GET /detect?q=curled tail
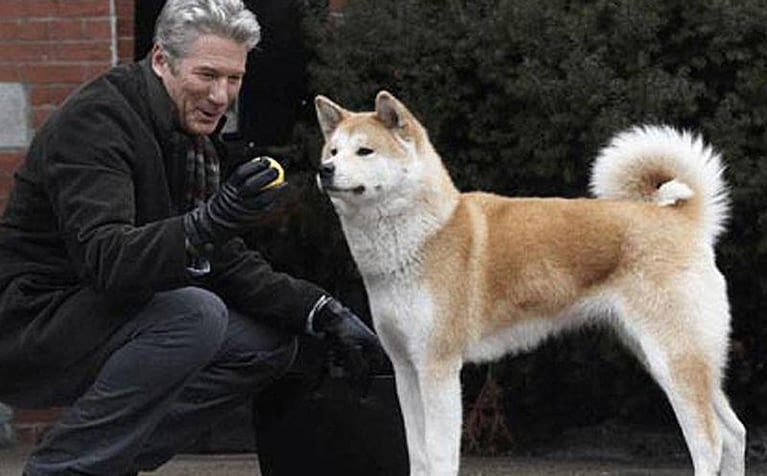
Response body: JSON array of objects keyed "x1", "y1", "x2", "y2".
[{"x1": 590, "y1": 125, "x2": 729, "y2": 245}]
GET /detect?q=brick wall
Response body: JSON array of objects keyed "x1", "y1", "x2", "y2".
[
  {"x1": 0, "y1": 0, "x2": 134, "y2": 213},
  {"x1": 0, "y1": 0, "x2": 135, "y2": 444}
]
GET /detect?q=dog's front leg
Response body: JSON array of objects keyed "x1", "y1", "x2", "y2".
[
  {"x1": 420, "y1": 360, "x2": 463, "y2": 476},
  {"x1": 392, "y1": 358, "x2": 429, "y2": 476}
]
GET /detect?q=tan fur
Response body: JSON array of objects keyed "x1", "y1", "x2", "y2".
[
  {"x1": 314, "y1": 91, "x2": 745, "y2": 476},
  {"x1": 424, "y1": 195, "x2": 696, "y2": 356}
]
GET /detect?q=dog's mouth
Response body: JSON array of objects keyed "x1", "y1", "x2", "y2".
[{"x1": 323, "y1": 184, "x2": 366, "y2": 195}]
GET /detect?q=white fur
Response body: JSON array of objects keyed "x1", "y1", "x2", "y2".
[
  {"x1": 315, "y1": 93, "x2": 745, "y2": 476},
  {"x1": 591, "y1": 125, "x2": 729, "y2": 245}
]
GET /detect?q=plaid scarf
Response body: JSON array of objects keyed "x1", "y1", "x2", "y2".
[
  {"x1": 185, "y1": 135, "x2": 220, "y2": 210},
  {"x1": 184, "y1": 136, "x2": 220, "y2": 273}
]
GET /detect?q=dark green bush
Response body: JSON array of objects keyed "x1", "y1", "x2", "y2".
[{"x1": 262, "y1": 0, "x2": 767, "y2": 453}]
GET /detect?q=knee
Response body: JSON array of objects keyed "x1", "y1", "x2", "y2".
[
  {"x1": 146, "y1": 287, "x2": 229, "y2": 361},
  {"x1": 221, "y1": 334, "x2": 299, "y2": 393},
  {"x1": 268, "y1": 337, "x2": 299, "y2": 378},
  {"x1": 255, "y1": 336, "x2": 299, "y2": 388},
  {"x1": 248, "y1": 334, "x2": 299, "y2": 381}
]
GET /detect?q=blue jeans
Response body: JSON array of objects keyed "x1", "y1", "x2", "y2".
[{"x1": 12, "y1": 286, "x2": 297, "y2": 476}]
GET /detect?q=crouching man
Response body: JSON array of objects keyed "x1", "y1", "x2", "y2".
[{"x1": 0, "y1": 1, "x2": 380, "y2": 474}]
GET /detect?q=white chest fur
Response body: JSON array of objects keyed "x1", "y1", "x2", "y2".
[{"x1": 336, "y1": 208, "x2": 441, "y2": 359}]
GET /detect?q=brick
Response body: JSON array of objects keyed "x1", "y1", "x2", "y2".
[
  {"x1": 118, "y1": 37, "x2": 135, "y2": 63},
  {"x1": 0, "y1": 0, "x2": 108, "y2": 19},
  {"x1": 15, "y1": 19, "x2": 50, "y2": 41},
  {"x1": 82, "y1": 62, "x2": 111, "y2": 80},
  {"x1": 23, "y1": 63, "x2": 91, "y2": 83},
  {"x1": 0, "y1": 42, "x2": 52, "y2": 62},
  {"x1": 50, "y1": 41, "x2": 113, "y2": 62},
  {"x1": 84, "y1": 18, "x2": 112, "y2": 39},
  {"x1": 0, "y1": 65, "x2": 23, "y2": 82},
  {"x1": 116, "y1": 15, "x2": 133, "y2": 38},
  {"x1": 13, "y1": 407, "x2": 63, "y2": 423},
  {"x1": 29, "y1": 84, "x2": 76, "y2": 107},
  {"x1": 0, "y1": 20, "x2": 22, "y2": 40},
  {"x1": 10, "y1": 0, "x2": 108, "y2": 19},
  {"x1": 32, "y1": 105, "x2": 56, "y2": 129},
  {"x1": 51, "y1": 0, "x2": 112, "y2": 18},
  {"x1": 12, "y1": 407, "x2": 63, "y2": 445},
  {"x1": 0, "y1": 175, "x2": 13, "y2": 198},
  {"x1": 47, "y1": 19, "x2": 86, "y2": 41},
  {"x1": 115, "y1": 0, "x2": 135, "y2": 18},
  {"x1": 0, "y1": 149, "x2": 26, "y2": 175},
  {"x1": 0, "y1": 1, "x2": 30, "y2": 19}
]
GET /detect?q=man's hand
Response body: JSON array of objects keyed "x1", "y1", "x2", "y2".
[
  {"x1": 312, "y1": 297, "x2": 383, "y2": 390},
  {"x1": 184, "y1": 157, "x2": 285, "y2": 248}
]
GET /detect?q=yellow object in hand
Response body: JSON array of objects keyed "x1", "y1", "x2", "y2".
[{"x1": 258, "y1": 157, "x2": 285, "y2": 190}]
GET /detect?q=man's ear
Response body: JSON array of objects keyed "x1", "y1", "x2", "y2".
[
  {"x1": 374, "y1": 91, "x2": 412, "y2": 132},
  {"x1": 315, "y1": 95, "x2": 348, "y2": 140},
  {"x1": 150, "y1": 44, "x2": 168, "y2": 77}
]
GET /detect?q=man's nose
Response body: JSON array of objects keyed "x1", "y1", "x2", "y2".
[{"x1": 208, "y1": 78, "x2": 229, "y2": 105}]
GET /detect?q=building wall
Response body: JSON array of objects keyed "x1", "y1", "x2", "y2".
[
  {"x1": 0, "y1": 0, "x2": 134, "y2": 213},
  {"x1": 0, "y1": 0, "x2": 135, "y2": 443}
]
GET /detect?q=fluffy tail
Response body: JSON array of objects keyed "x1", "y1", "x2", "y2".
[{"x1": 590, "y1": 125, "x2": 729, "y2": 245}]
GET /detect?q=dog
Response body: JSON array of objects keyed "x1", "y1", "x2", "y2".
[{"x1": 314, "y1": 90, "x2": 746, "y2": 476}]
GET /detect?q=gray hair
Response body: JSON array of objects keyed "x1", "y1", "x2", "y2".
[{"x1": 154, "y1": 0, "x2": 261, "y2": 68}]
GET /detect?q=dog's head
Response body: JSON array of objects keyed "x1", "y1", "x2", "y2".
[{"x1": 314, "y1": 91, "x2": 437, "y2": 214}]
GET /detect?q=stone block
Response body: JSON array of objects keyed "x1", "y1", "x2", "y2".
[{"x1": 0, "y1": 82, "x2": 29, "y2": 148}]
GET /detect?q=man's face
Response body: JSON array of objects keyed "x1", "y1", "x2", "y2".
[{"x1": 152, "y1": 34, "x2": 247, "y2": 135}]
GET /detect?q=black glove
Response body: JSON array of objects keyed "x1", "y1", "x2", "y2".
[
  {"x1": 312, "y1": 297, "x2": 383, "y2": 390},
  {"x1": 184, "y1": 157, "x2": 284, "y2": 248}
]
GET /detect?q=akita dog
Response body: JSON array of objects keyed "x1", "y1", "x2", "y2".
[{"x1": 314, "y1": 91, "x2": 745, "y2": 476}]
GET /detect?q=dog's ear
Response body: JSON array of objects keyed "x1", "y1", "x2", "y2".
[
  {"x1": 315, "y1": 95, "x2": 347, "y2": 140},
  {"x1": 375, "y1": 91, "x2": 413, "y2": 137}
]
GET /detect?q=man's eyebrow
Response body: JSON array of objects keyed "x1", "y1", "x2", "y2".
[{"x1": 193, "y1": 65, "x2": 245, "y2": 76}]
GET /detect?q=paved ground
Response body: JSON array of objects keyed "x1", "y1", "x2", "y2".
[{"x1": 3, "y1": 445, "x2": 767, "y2": 475}]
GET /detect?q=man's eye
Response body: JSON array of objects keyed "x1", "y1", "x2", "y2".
[{"x1": 356, "y1": 147, "x2": 374, "y2": 156}]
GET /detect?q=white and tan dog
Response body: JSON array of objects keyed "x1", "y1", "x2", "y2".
[{"x1": 314, "y1": 91, "x2": 745, "y2": 476}]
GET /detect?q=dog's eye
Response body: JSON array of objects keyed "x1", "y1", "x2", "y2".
[
  {"x1": 356, "y1": 147, "x2": 374, "y2": 156},
  {"x1": 330, "y1": 148, "x2": 338, "y2": 156}
]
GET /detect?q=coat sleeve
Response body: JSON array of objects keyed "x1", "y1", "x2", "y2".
[
  {"x1": 202, "y1": 238, "x2": 327, "y2": 334},
  {"x1": 43, "y1": 93, "x2": 191, "y2": 296}
]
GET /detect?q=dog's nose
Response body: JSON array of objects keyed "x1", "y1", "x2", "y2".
[{"x1": 319, "y1": 162, "x2": 335, "y2": 180}]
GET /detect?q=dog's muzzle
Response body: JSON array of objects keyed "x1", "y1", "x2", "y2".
[
  {"x1": 318, "y1": 162, "x2": 335, "y2": 186},
  {"x1": 317, "y1": 162, "x2": 366, "y2": 195}
]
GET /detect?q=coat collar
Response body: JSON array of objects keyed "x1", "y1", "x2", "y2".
[{"x1": 139, "y1": 57, "x2": 183, "y2": 138}]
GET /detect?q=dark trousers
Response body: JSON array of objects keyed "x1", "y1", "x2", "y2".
[{"x1": 8, "y1": 286, "x2": 297, "y2": 476}]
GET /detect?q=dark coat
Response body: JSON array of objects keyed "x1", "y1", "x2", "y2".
[{"x1": 0, "y1": 59, "x2": 325, "y2": 393}]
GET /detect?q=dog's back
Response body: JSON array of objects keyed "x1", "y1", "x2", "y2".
[{"x1": 420, "y1": 126, "x2": 728, "y2": 362}]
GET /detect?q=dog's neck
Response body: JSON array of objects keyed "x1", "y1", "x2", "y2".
[{"x1": 338, "y1": 159, "x2": 459, "y2": 279}]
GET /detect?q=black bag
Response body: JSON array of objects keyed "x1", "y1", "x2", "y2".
[{"x1": 253, "y1": 369, "x2": 409, "y2": 476}]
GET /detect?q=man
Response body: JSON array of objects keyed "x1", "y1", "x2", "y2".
[{"x1": 0, "y1": 0, "x2": 380, "y2": 474}]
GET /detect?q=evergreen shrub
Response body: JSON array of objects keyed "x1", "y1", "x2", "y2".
[{"x1": 275, "y1": 0, "x2": 767, "y2": 453}]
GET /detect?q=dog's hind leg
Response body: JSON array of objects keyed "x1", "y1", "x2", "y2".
[
  {"x1": 391, "y1": 358, "x2": 429, "y2": 476},
  {"x1": 714, "y1": 384, "x2": 746, "y2": 475},
  {"x1": 630, "y1": 332, "x2": 722, "y2": 474},
  {"x1": 616, "y1": 310, "x2": 724, "y2": 475}
]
